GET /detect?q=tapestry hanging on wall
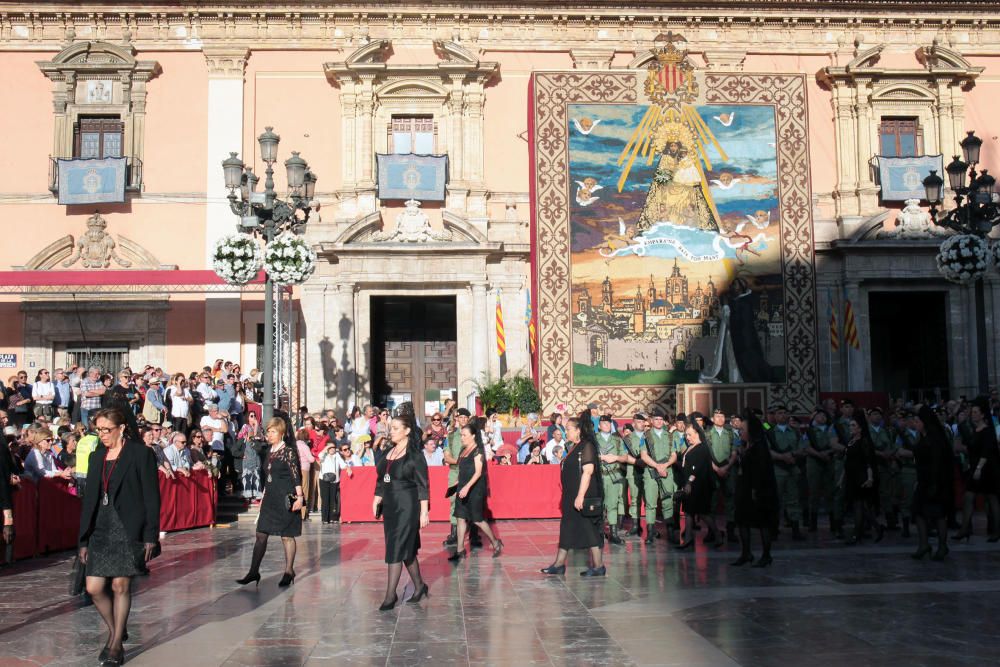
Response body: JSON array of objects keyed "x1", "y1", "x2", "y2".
[{"x1": 529, "y1": 33, "x2": 819, "y2": 415}]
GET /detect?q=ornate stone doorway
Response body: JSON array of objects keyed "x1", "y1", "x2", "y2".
[{"x1": 371, "y1": 295, "x2": 457, "y2": 423}]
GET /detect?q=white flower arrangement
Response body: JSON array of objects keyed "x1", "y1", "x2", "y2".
[
  {"x1": 263, "y1": 231, "x2": 316, "y2": 285},
  {"x1": 936, "y1": 234, "x2": 989, "y2": 285},
  {"x1": 212, "y1": 233, "x2": 263, "y2": 285}
]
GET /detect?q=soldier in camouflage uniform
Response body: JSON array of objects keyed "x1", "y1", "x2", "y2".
[
  {"x1": 805, "y1": 409, "x2": 840, "y2": 534},
  {"x1": 767, "y1": 406, "x2": 805, "y2": 540},
  {"x1": 640, "y1": 409, "x2": 677, "y2": 545},
  {"x1": 894, "y1": 411, "x2": 920, "y2": 538},
  {"x1": 622, "y1": 413, "x2": 648, "y2": 537},
  {"x1": 707, "y1": 409, "x2": 738, "y2": 543},
  {"x1": 596, "y1": 415, "x2": 633, "y2": 545},
  {"x1": 869, "y1": 407, "x2": 898, "y2": 528}
]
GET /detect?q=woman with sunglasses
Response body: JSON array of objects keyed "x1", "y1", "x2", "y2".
[
  {"x1": 78, "y1": 408, "x2": 160, "y2": 667},
  {"x1": 23, "y1": 428, "x2": 74, "y2": 483}
]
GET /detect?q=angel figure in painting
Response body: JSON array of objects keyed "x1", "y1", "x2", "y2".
[{"x1": 635, "y1": 122, "x2": 721, "y2": 234}]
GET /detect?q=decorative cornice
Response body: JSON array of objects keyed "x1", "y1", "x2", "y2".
[{"x1": 203, "y1": 46, "x2": 249, "y2": 78}]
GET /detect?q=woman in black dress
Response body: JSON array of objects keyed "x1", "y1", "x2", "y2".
[
  {"x1": 844, "y1": 413, "x2": 883, "y2": 545},
  {"x1": 78, "y1": 408, "x2": 160, "y2": 667},
  {"x1": 954, "y1": 397, "x2": 1000, "y2": 542},
  {"x1": 911, "y1": 405, "x2": 955, "y2": 560},
  {"x1": 732, "y1": 409, "x2": 779, "y2": 567},
  {"x1": 541, "y1": 411, "x2": 605, "y2": 577},
  {"x1": 676, "y1": 422, "x2": 721, "y2": 549},
  {"x1": 236, "y1": 417, "x2": 303, "y2": 588},
  {"x1": 448, "y1": 424, "x2": 503, "y2": 561},
  {"x1": 373, "y1": 413, "x2": 430, "y2": 610}
]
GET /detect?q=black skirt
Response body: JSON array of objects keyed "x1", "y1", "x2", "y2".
[
  {"x1": 86, "y1": 502, "x2": 143, "y2": 578},
  {"x1": 454, "y1": 452, "x2": 487, "y2": 523}
]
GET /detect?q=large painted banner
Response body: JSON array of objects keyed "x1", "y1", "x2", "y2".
[{"x1": 529, "y1": 34, "x2": 818, "y2": 415}]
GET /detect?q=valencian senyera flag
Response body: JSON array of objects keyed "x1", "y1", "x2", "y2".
[
  {"x1": 844, "y1": 297, "x2": 860, "y2": 350},
  {"x1": 496, "y1": 291, "x2": 508, "y2": 378},
  {"x1": 828, "y1": 290, "x2": 840, "y2": 353}
]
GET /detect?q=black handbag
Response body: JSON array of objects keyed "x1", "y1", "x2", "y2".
[
  {"x1": 578, "y1": 448, "x2": 603, "y2": 518},
  {"x1": 69, "y1": 553, "x2": 86, "y2": 596},
  {"x1": 284, "y1": 493, "x2": 299, "y2": 511}
]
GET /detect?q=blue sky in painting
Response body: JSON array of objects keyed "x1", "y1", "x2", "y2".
[{"x1": 567, "y1": 103, "x2": 778, "y2": 221}]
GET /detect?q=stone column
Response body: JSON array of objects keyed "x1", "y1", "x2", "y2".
[
  {"x1": 471, "y1": 281, "x2": 488, "y2": 384},
  {"x1": 203, "y1": 47, "x2": 249, "y2": 366}
]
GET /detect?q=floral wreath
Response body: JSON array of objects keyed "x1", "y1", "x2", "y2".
[
  {"x1": 212, "y1": 233, "x2": 263, "y2": 285},
  {"x1": 263, "y1": 231, "x2": 316, "y2": 285}
]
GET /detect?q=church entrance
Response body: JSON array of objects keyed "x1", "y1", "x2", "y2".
[
  {"x1": 371, "y1": 295, "x2": 458, "y2": 424},
  {"x1": 869, "y1": 291, "x2": 950, "y2": 401}
]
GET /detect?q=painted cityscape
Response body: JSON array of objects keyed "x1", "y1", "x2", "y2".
[{"x1": 568, "y1": 102, "x2": 786, "y2": 387}]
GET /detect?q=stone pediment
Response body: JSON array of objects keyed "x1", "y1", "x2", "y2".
[
  {"x1": 16, "y1": 212, "x2": 175, "y2": 271},
  {"x1": 334, "y1": 205, "x2": 488, "y2": 245}
]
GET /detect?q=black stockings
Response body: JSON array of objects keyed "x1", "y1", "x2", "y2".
[
  {"x1": 245, "y1": 532, "x2": 296, "y2": 577},
  {"x1": 382, "y1": 556, "x2": 423, "y2": 606},
  {"x1": 85, "y1": 576, "x2": 131, "y2": 653},
  {"x1": 738, "y1": 523, "x2": 772, "y2": 558},
  {"x1": 281, "y1": 536, "x2": 296, "y2": 575},
  {"x1": 247, "y1": 531, "x2": 268, "y2": 576}
]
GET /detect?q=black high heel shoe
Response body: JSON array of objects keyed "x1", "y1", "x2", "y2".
[
  {"x1": 731, "y1": 553, "x2": 755, "y2": 567},
  {"x1": 409, "y1": 583, "x2": 429, "y2": 603},
  {"x1": 447, "y1": 549, "x2": 466, "y2": 562},
  {"x1": 101, "y1": 647, "x2": 125, "y2": 666},
  {"x1": 675, "y1": 539, "x2": 694, "y2": 550},
  {"x1": 378, "y1": 595, "x2": 398, "y2": 611},
  {"x1": 278, "y1": 572, "x2": 295, "y2": 587},
  {"x1": 911, "y1": 546, "x2": 932, "y2": 560},
  {"x1": 988, "y1": 534, "x2": 1000, "y2": 543},
  {"x1": 752, "y1": 554, "x2": 773, "y2": 568},
  {"x1": 492, "y1": 540, "x2": 504, "y2": 558},
  {"x1": 931, "y1": 545, "x2": 950, "y2": 561},
  {"x1": 236, "y1": 573, "x2": 261, "y2": 587},
  {"x1": 540, "y1": 564, "x2": 566, "y2": 575},
  {"x1": 952, "y1": 528, "x2": 972, "y2": 542}
]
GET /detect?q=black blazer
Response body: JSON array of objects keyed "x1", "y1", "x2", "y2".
[
  {"x1": 78, "y1": 440, "x2": 160, "y2": 547},
  {"x1": 0, "y1": 435, "x2": 13, "y2": 512}
]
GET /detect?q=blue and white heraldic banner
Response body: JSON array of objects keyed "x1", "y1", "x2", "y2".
[
  {"x1": 877, "y1": 155, "x2": 944, "y2": 201},
  {"x1": 57, "y1": 157, "x2": 127, "y2": 205},
  {"x1": 376, "y1": 154, "x2": 448, "y2": 202}
]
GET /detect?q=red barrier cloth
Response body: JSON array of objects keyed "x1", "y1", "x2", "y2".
[
  {"x1": 36, "y1": 478, "x2": 82, "y2": 553},
  {"x1": 339, "y1": 465, "x2": 562, "y2": 523},
  {"x1": 159, "y1": 470, "x2": 217, "y2": 532},
  {"x1": 11, "y1": 478, "x2": 38, "y2": 560}
]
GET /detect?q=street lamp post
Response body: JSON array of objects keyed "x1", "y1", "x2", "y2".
[
  {"x1": 221, "y1": 127, "x2": 316, "y2": 423},
  {"x1": 923, "y1": 130, "x2": 999, "y2": 396}
]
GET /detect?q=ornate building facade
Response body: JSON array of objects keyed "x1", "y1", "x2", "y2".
[{"x1": 0, "y1": 2, "x2": 997, "y2": 416}]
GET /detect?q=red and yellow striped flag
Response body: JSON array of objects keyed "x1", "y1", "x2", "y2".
[
  {"x1": 496, "y1": 291, "x2": 508, "y2": 377},
  {"x1": 828, "y1": 290, "x2": 840, "y2": 353},
  {"x1": 844, "y1": 298, "x2": 860, "y2": 350},
  {"x1": 525, "y1": 287, "x2": 537, "y2": 356}
]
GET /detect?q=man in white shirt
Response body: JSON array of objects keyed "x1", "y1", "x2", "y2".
[
  {"x1": 31, "y1": 369, "x2": 55, "y2": 419},
  {"x1": 544, "y1": 428, "x2": 565, "y2": 463},
  {"x1": 195, "y1": 373, "x2": 217, "y2": 404},
  {"x1": 199, "y1": 404, "x2": 227, "y2": 453},
  {"x1": 423, "y1": 439, "x2": 444, "y2": 466},
  {"x1": 164, "y1": 432, "x2": 193, "y2": 476}
]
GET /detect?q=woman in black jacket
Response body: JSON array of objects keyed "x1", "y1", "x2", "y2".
[
  {"x1": 373, "y1": 412, "x2": 429, "y2": 610},
  {"x1": 844, "y1": 413, "x2": 882, "y2": 545},
  {"x1": 78, "y1": 408, "x2": 160, "y2": 667},
  {"x1": 911, "y1": 405, "x2": 955, "y2": 560},
  {"x1": 731, "y1": 409, "x2": 779, "y2": 567}
]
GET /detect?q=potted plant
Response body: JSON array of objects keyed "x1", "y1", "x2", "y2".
[
  {"x1": 474, "y1": 374, "x2": 511, "y2": 423},
  {"x1": 506, "y1": 374, "x2": 541, "y2": 419}
]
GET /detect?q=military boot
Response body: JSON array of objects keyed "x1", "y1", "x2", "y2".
[
  {"x1": 609, "y1": 526, "x2": 625, "y2": 546},
  {"x1": 443, "y1": 525, "x2": 457, "y2": 547}
]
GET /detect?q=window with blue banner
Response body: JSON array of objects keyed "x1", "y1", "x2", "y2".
[{"x1": 376, "y1": 154, "x2": 448, "y2": 202}]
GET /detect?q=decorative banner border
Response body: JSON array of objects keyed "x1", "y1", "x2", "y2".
[{"x1": 529, "y1": 71, "x2": 819, "y2": 416}]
